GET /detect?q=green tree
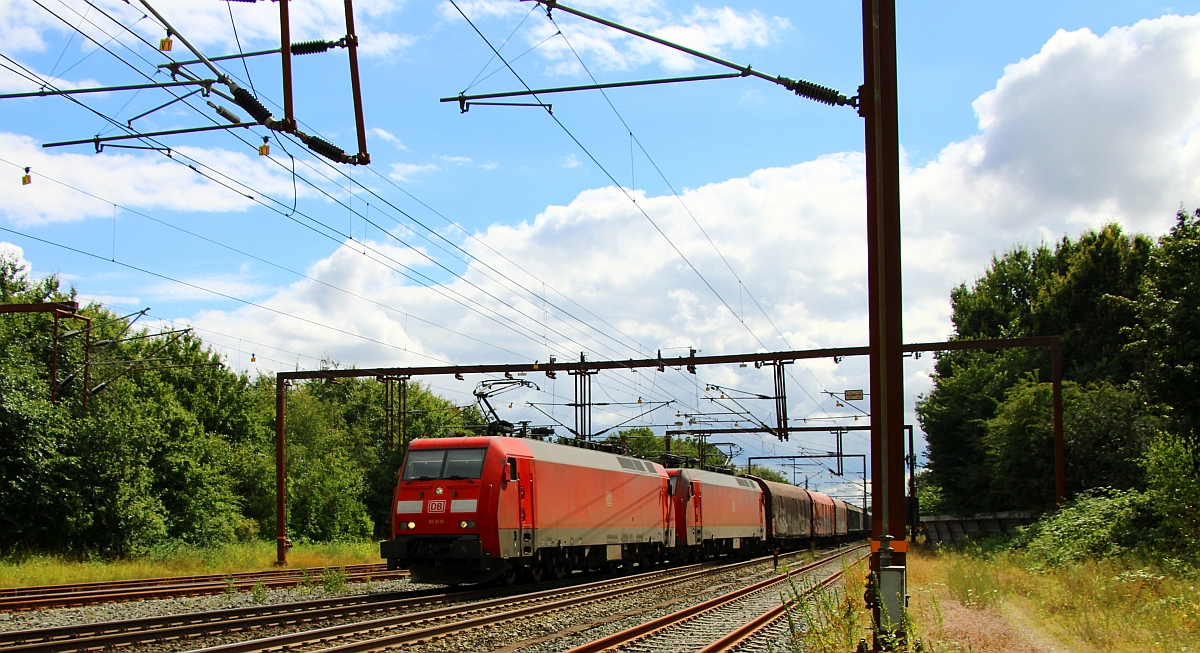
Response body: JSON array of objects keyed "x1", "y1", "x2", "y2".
[
  {"x1": 1133, "y1": 209, "x2": 1200, "y2": 455},
  {"x1": 983, "y1": 380, "x2": 1155, "y2": 512},
  {"x1": 913, "y1": 469, "x2": 945, "y2": 515},
  {"x1": 1142, "y1": 432, "x2": 1200, "y2": 551},
  {"x1": 0, "y1": 254, "x2": 259, "y2": 554},
  {"x1": 605, "y1": 427, "x2": 727, "y2": 467},
  {"x1": 918, "y1": 224, "x2": 1154, "y2": 513},
  {"x1": 746, "y1": 465, "x2": 790, "y2": 484}
]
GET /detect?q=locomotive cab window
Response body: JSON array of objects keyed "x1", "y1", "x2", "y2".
[
  {"x1": 402, "y1": 448, "x2": 486, "y2": 480},
  {"x1": 507, "y1": 457, "x2": 518, "y2": 482},
  {"x1": 668, "y1": 476, "x2": 678, "y2": 496}
]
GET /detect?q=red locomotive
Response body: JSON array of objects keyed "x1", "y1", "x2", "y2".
[{"x1": 381, "y1": 435, "x2": 866, "y2": 585}]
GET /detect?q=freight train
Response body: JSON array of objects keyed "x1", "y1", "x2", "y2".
[{"x1": 380, "y1": 435, "x2": 867, "y2": 585}]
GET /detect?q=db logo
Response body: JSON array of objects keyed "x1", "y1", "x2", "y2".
[{"x1": 427, "y1": 500, "x2": 446, "y2": 513}]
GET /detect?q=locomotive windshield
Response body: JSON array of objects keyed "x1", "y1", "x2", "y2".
[{"x1": 402, "y1": 448, "x2": 487, "y2": 481}]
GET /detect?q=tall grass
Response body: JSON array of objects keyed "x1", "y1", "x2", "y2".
[
  {"x1": 943, "y1": 547, "x2": 1004, "y2": 609},
  {"x1": 781, "y1": 555, "x2": 936, "y2": 653},
  {"x1": 1012, "y1": 555, "x2": 1199, "y2": 651},
  {"x1": 0, "y1": 541, "x2": 380, "y2": 588},
  {"x1": 906, "y1": 545, "x2": 1200, "y2": 652}
]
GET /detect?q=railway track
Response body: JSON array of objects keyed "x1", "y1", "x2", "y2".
[
  {"x1": 0, "y1": 556, "x2": 748, "y2": 653},
  {"x1": 565, "y1": 545, "x2": 868, "y2": 653},
  {"x1": 164, "y1": 548, "x2": 855, "y2": 653},
  {"x1": 0, "y1": 566, "x2": 407, "y2": 612}
]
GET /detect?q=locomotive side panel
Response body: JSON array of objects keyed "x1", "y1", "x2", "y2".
[
  {"x1": 674, "y1": 469, "x2": 765, "y2": 546},
  {"x1": 523, "y1": 439, "x2": 670, "y2": 551}
]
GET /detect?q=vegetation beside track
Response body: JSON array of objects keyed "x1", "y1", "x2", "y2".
[
  {"x1": 0, "y1": 253, "x2": 488, "y2": 558},
  {"x1": 0, "y1": 541, "x2": 380, "y2": 588},
  {"x1": 918, "y1": 208, "x2": 1200, "y2": 565},
  {"x1": 901, "y1": 542, "x2": 1199, "y2": 653},
  {"x1": 781, "y1": 540, "x2": 1199, "y2": 652}
]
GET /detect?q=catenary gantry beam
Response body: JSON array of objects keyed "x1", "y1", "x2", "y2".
[{"x1": 272, "y1": 337, "x2": 1062, "y2": 565}]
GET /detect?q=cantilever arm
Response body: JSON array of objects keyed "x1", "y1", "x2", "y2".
[
  {"x1": 0, "y1": 79, "x2": 216, "y2": 100},
  {"x1": 441, "y1": 72, "x2": 743, "y2": 105}
]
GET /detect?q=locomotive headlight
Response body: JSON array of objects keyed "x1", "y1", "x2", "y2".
[
  {"x1": 459, "y1": 520, "x2": 475, "y2": 529},
  {"x1": 406, "y1": 521, "x2": 417, "y2": 530},
  {"x1": 435, "y1": 487, "x2": 444, "y2": 495}
]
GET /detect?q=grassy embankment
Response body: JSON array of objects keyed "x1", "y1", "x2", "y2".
[
  {"x1": 906, "y1": 546, "x2": 1199, "y2": 652},
  {"x1": 782, "y1": 546, "x2": 1199, "y2": 652},
  {"x1": 0, "y1": 541, "x2": 380, "y2": 588}
]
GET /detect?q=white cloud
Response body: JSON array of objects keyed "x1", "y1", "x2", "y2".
[
  {"x1": 562, "y1": 153, "x2": 581, "y2": 168},
  {"x1": 535, "y1": 5, "x2": 787, "y2": 73},
  {"x1": 77, "y1": 293, "x2": 142, "y2": 307},
  {"x1": 369, "y1": 127, "x2": 408, "y2": 150},
  {"x1": 388, "y1": 162, "x2": 439, "y2": 181},
  {"x1": 8, "y1": 13, "x2": 1200, "y2": 440},
  {"x1": 358, "y1": 30, "x2": 417, "y2": 58},
  {"x1": 902, "y1": 14, "x2": 1200, "y2": 280},
  {"x1": 438, "y1": 0, "x2": 524, "y2": 22},
  {"x1": 444, "y1": 0, "x2": 787, "y2": 73},
  {"x1": 0, "y1": 0, "x2": 55, "y2": 52},
  {"x1": 144, "y1": 273, "x2": 272, "y2": 302},
  {"x1": 0, "y1": 133, "x2": 321, "y2": 225},
  {"x1": 179, "y1": 13, "x2": 1200, "y2": 432},
  {"x1": 438, "y1": 155, "x2": 472, "y2": 164},
  {"x1": 0, "y1": 0, "x2": 413, "y2": 59},
  {"x1": 0, "y1": 58, "x2": 100, "y2": 94},
  {"x1": 0, "y1": 241, "x2": 30, "y2": 271}
]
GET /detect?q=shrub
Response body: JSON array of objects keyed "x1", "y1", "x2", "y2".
[
  {"x1": 322, "y1": 566, "x2": 347, "y2": 594},
  {"x1": 1012, "y1": 488, "x2": 1149, "y2": 567},
  {"x1": 1141, "y1": 432, "x2": 1200, "y2": 554}
]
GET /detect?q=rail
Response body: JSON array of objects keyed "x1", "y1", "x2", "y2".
[{"x1": 564, "y1": 544, "x2": 867, "y2": 653}]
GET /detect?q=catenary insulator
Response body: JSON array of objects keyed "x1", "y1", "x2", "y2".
[
  {"x1": 208, "y1": 101, "x2": 243, "y2": 124},
  {"x1": 300, "y1": 133, "x2": 351, "y2": 164},
  {"x1": 291, "y1": 39, "x2": 337, "y2": 56},
  {"x1": 232, "y1": 87, "x2": 273, "y2": 125},
  {"x1": 785, "y1": 78, "x2": 849, "y2": 106}
]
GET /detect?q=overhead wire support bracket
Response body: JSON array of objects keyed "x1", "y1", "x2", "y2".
[
  {"x1": 93, "y1": 144, "x2": 174, "y2": 154},
  {"x1": 127, "y1": 88, "x2": 205, "y2": 126},
  {"x1": 0, "y1": 79, "x2": 217, "y2": 100},
  {"x1": 133, "y1": 0, "x2": 370, "y2": 165},
  {"x1": 442, "y1": 72, "x2": 744, "y2": 111},
  {"x1": 275, "y1": 0, "x2": 371, "y2": 164},
  {"x1": 459, "y1": 100, "x2": 552, "y2": 113},
  {"x1": 42, "y1": 123, "x2": 252, "y2": 150},
  {"x1": 159, "y1": 47, "x2": 281, "y2": 71},
  {"x1": 157, "y1": 41, "x2": 349, "y2": 78},
  {"x1": 521, "y1": 0, "x2": 857, "y2": 108}
]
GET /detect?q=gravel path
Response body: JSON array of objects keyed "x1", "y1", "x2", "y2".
[{"x1": 0, "y1": 578, "x2": 440, "y2": 635}]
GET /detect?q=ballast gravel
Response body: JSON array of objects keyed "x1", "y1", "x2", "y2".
[
  {"x1": 0, "y1": 577, "x2": 442, "y2": 635},
  {"x1": 394, "y1": 550, "x2": 848, "y2": 653}
]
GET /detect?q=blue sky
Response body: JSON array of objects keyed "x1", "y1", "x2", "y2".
[{"x1": 3, "y1": 0, "x2": 1199, "y2": 493}]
